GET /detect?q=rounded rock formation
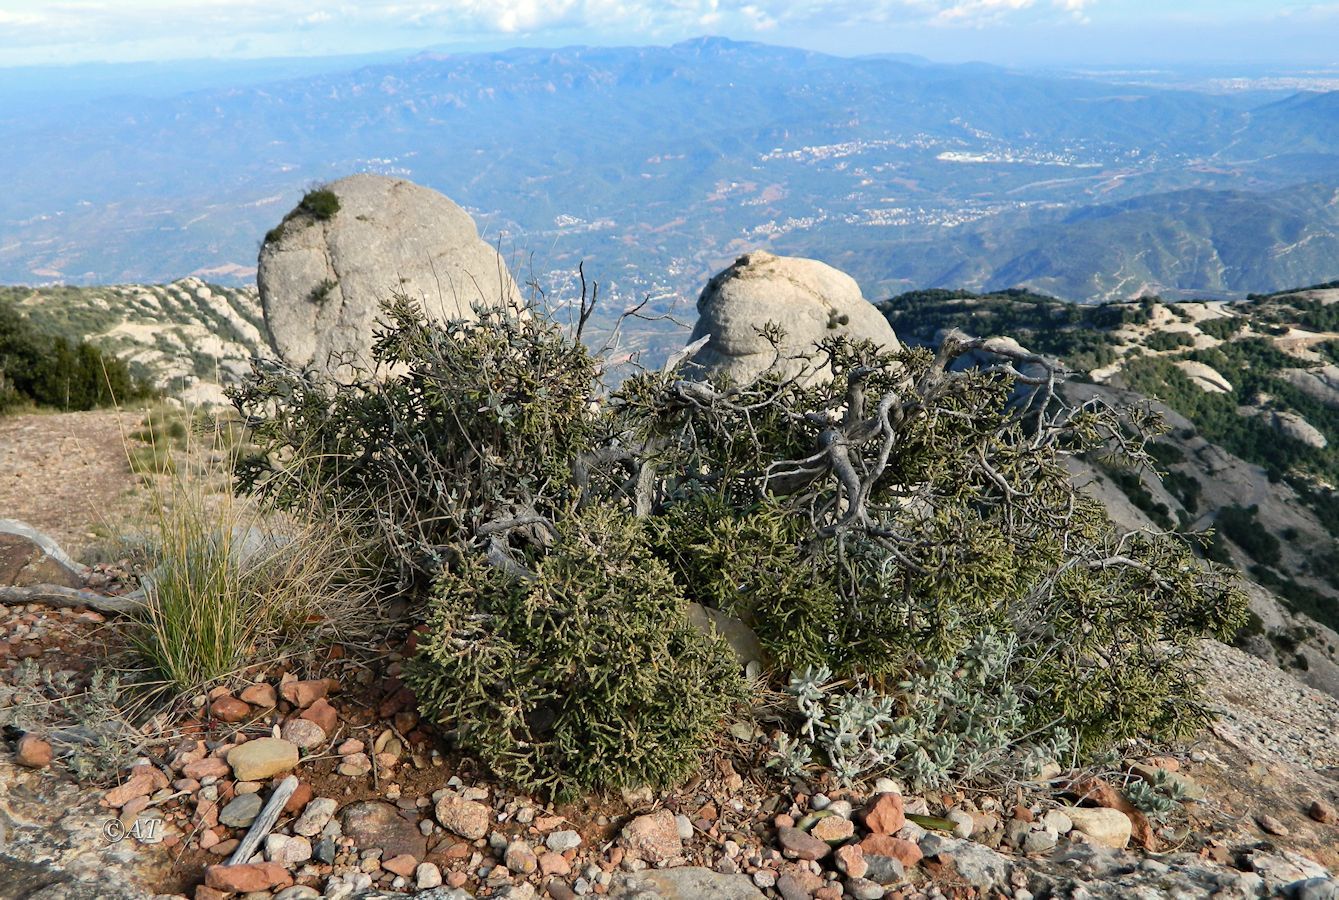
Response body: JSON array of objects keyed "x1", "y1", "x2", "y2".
[
  {"x1": 686, "y1": 251, "x2": 898, "y2": 384},
  {"x1": 258, "y1": 174, "x2": 522, "y2": 372}
]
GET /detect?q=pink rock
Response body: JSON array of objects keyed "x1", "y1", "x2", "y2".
[
  {"x1": 204, "y1": 862, "x2": 293, "y2": 892},
  {"x1": 15, "y1": 734, "x2": 52, "y2": 768},
  {"x1": 280, "y1": 679, "x2": 328, "y2": 709},
  {"x1": 863, "y1": 792, "x2": 906, "y2": 835},
  {"x1": 239, "y1": 682, "x2": 277, "y2": 708},
  {"x1": 620, "y1": 809, "x2": 683, "y2": 864},
  {"x1": 383, "y1": 853, "x2": 418, "y2": 877}
]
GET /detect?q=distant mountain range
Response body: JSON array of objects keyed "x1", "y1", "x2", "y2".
[{"x1": 1, "y1": 37, "x2": 1336, "y2": 306}]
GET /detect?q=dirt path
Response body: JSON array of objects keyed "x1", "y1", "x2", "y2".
[{"x1": 0, "y1": 409, "x2": 148, "y2": 557}]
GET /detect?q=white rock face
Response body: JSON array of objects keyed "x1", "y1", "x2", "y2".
[
  {"x1": 258, "y1": 174, "x2": 522, "y2": 372},
  {"x1": 1175, "y1": 360, "x2": 1234, "y2": 394},
  {"x1": 686, "y1": 251, "x2": 898, "y2": 384},
  {"x1": 1266, "y1": 410, "x2": 1328, "y2": 449}
]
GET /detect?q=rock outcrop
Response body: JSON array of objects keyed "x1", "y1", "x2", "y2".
[
  {"x1": 258, "y1": 174, "x2": 522, "y2": 373},
  {"x1": 686, "y1": 251, "x2": 898, "y2": 384}
]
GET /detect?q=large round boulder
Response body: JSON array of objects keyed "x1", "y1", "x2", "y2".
[
  {"x1": 686, "y1": 251, "x2": 898, "y2": 384},
  {"x1": 258, "y1": 174, "x2": 522, "y2": 372}
]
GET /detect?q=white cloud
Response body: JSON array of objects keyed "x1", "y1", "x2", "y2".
[{"x1": 0, "y1": 0, "x2": 1106, "y2": 61}]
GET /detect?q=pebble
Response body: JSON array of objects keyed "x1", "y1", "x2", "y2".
[
  {"x1": 280, "y1": 718, "x2": 328, "y2": 750},
  {"x1": 620, "y1": 810, "x2": 683, "y2": 864},
  {"x1": 416, "y1": 862, "x2": 443, "y2": 889},
  {"x1": 546, "y1": 830, "x2": 583, "y2": 853},
  {"x1": 1309, "y1": 800, "x2": 1338, "y2": 825},
  {"x1": 1023, "y1": 829, "x2": 1058, "y2": 854},
  {"x1": 1258, "y1": 813, "x2": 1290, "y2": 836},
  {"x1": 946, "y1": 808, "x2": 975, "y2": 839},
  {"x1": 218, "y1": 792, "x2": 264, "y2": 828},
  {"x1": 436, "y1": 795, "x2": 492, "y2": 840},
  {"x1": 863, "y1": 793, "x2": 905, "y2": 835},
  {"x1": 847, "y1": 877, "x2": 886, "y2": 900},
  {"x1": 293, "y1": 797, "x2": 338, "y2": 836},
  {"x1": 15, "y1": 734, "x2": 53, "y2": 768},
  {"x1": 227, "y1": 738, "x2": 299, "y2": 781},
  {"x1": 777, "y1": 826, "x2": 831, "y2": 862}
]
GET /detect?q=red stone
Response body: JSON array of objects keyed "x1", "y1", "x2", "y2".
[
  {"x1": 863, "y1": 792, "x2": 906, "y2": 835},
  {"x1": 383, "y1": 854, "x2": 418, "y2": 876},
  {"x1": 300, "y1": 697, "x2": 338, "y2": 735},
  {"x1": 860, "y1": 834, "x2": 923, "y2": 868},
  {"x1": 15, "y1": 734, "x2": 52, "y2": 768},
  {"x1": 283, "y1": 780, "x2": 313, "y2": 815},
  {"x1": 238, "y1": 682, "x2": 277, "y2": 708},
  {"x1": 182, "y1": 758, "x2": 231, "y2": 780},
  {"x1": 104, "y1": 773, "x2": 155, "y2": 808},
  {"x1": 279, "y1": 679, "x2": 328, "y2": 709},
  {"x1": 204, "y1": 862, "x2": 293, "y2": 892}
]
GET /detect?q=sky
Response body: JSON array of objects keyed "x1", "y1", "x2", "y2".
[{"x1": 0, "y1": 0, "x2": 1336, "y2": 68}]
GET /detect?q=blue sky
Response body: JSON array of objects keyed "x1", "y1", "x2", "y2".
[{"x1": 0, "y1": 0, "x2": 1335, "y2": 67}]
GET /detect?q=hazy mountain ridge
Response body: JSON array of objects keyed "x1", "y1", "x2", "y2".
[{"x1": 3, "y1": 38, "x2": 1336, "y2": 308}]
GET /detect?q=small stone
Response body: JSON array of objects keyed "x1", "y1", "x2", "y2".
[
  {"x1": 314, "y1": 837, "x2": 337, "y2": 865},
  {"x1": 204, "y1": 862, "x2": 293, "y2": 893},
  {"x1": 383, "y1": 853, "x2": 418, "y2": 877},
  {"x1": 809, "y1": 815, "x2": 854, "y2": 845},
  {"x1": 860, "y1": 834, "x2": 922, "y2": 869},
  {"x1": 15, "y1": 734, "x2": 52, "y2": 768},
  {"x1": 435, "y1": 795, "x2": 491, "y2": 840},
  {"x1": 834, "y1": 844, "x2": 867, "y2": 879},
  {"x1": 280, "y1": 717, "x2": 328, "y2": 750},
  {"x1": 946, "y1": 808, "x2": 974, "y2": 839},
  {"x1": 210, "y1": 695, "x2": 251, "y2": 723},
  {"x1": 1257, "y1": 813, "x2": 1290, "y2": 836},
  {"x1": 1041, "y1": 809, "x2": 1072, "y2": 834},
  {"x1": 505, "y1": 840, "x2": 538, "y2": 875},
  {"x1": 753, "y1": 870, "x2": 776, "y2": 889},
  {"x1": 1022, "y1": 829, "x2": 1058, "y2": 854},
  {"x1": 280, "y1": 679, "x2": 328, "y2": 709},
  {"x1": 239, "y1": 682, "x2": 277, "y2": 707},
  {"x1": 182, "y1": 758, "x2": 231, "y2": 780},
  {"x1": 862, "y1": 851, "x2": 906, "y2": 886},
  {"x1": 300, "y1": 697, "x2": 338, "y2": 735},
  {"x1": 219, "y1": 792, "x2": 264, "y2": 828},
  {"x1": 863, "y1": 792, "x2": 905, "y2": 835},
  {"x1": 265, "y1": 833, "x2": 313, "y2": 867},
  {"x1": 293, "y1": 797, "x2": 338, "y2": 836},
  {"x1": 336, "y1": 738, "x2": 364, "y2": 754},
  {"x1": 676, "y1": 813, "x2": 694, "y2": 841},
  {"x1": 1063, "y1": 806, "x2": 1132, "y2": 849},
  {"x1": 620, "y1": 809, "x2": 683, "y2": 864},
  {"x1": 546, "y1": 829, "x2": 583, "y2": 853},
  {"x1": 227, "y1": 738, "x2": 299, "y2": 781},
  {"x1": 539, "y1": 851, "x2": 572, "y2": 876},
  {"x1": 777, "y1": 826, "x2": 831, "y2": 862},
  {"x1": 1309, "y1": 800, "x2": 1338, "y2": 825},
  {"x1": 846, "y1": 877, "x2": 885, "y2": 900}
]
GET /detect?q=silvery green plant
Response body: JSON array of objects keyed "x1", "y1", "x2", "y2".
[
  {"x1": 1125, "y1": 768, "x2": 1189, "y2": 822},
  {"x1": 772, "y1": 631, "x2": 1073, "y2": 790}
]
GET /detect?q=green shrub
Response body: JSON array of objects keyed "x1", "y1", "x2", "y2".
[
  {"x1": 232, "y1": 295, "x2": 600, "y2": 585},
  {"x1": 1144, "y1": 330, "x2": 1195, "y2": 352},
  {"x1": 238, "y1": 297, "x2": 1248, "y2": 794},
  {"x1": 298, "y1": 187, "x2": 341, "y2": 220},
  {"x1": 1215, "y1": 505, "x2": 1282, "y2": 567},
  {"x1": 0, "y1": 299, "x2": 150, "y2": 413},
  {"x1": 404, "y1": 504, "x2": 743, "y2": 799}
]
